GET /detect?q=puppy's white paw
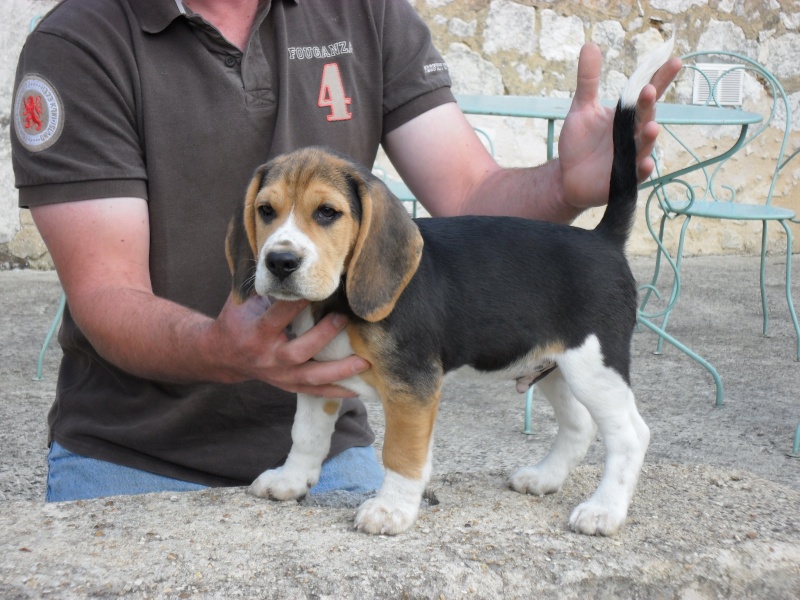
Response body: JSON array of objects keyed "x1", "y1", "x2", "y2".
[
  {"x1": 508, "y1": 465, "x2": 565, "y2": 497},
  {"x1": 248, "y1": 466, "x2": 319, "y2": 501},
  {"x1": 568, "y1": 499, "x2": 626, "y2": 536},
  {"x1": 354, "y1": 497, "x2": 419, "y2": 535}
]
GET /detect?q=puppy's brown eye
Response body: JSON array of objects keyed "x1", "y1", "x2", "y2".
[
  {"x1": 258, "y1": 204, "x2": 275, "y2": 221},
  {"x1": 315, "y1": 205, "x2": 340, "y2": 225}
]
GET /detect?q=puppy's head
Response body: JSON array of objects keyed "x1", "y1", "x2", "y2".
[{"x1": 226, "y1": 147, "x2": 423, "y2": 322}]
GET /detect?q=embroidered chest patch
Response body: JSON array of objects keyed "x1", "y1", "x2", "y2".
[{"x1": 14, "y1": 74, "x2": 64, "y2": 153}]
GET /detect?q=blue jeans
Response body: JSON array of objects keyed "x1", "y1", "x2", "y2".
[{"x1": 46, "y1": 441, "x2": 384, "y2": 502}]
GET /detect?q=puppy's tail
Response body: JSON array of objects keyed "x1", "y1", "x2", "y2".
[{"x1": 595, "y1": 37, "x2": 675, "y2": 246}]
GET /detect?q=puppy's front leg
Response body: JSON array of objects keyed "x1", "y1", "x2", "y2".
[
  {"x1": 249, "y1": 394, "x2": 341, "y2": 500},
  {"x1": 355, "y1": 390, "x2": 440, "y2": 535}
]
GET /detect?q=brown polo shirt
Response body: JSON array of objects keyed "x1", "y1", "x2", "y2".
[{"x1": 12, "y1": 0, "x2": 454, "y2": 486}]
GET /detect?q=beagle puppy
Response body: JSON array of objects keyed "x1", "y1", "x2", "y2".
[{"x1": 226, "y1": 39, "x2": 674, "y2": 536}]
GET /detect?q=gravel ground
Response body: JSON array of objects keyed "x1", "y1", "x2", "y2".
[{"x1": 1, "y1": 255, "x2": 799, "y2": 597}]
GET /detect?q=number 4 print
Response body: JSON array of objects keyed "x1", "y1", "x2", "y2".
[{"x1": 318, "y1": 63, "x2": 352, "y2": 121}]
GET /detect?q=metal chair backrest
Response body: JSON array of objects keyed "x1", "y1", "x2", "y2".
[{"x1": 655, "y1": 50, "x2": 791, "y2": 211}]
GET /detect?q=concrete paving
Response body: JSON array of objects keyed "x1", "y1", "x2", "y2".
[{"x1": 1, "y1": 254, "x2": 799, "y2": 598}]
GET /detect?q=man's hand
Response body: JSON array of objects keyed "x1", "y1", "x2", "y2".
[
  {"x1": 384, "y1": 41, "x2": 681, "y2": 224},
  {"x1": 31, "y1": 197, "x2": 368, "y2": 399},
  {"x1": 559, "y1": 42, "x2": 682, "y2": 212},
  {"x1": 211, "y1": 294, "x2": 370, "y2": 397}
]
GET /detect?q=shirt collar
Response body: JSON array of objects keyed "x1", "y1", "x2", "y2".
[
  {"x1": 131, "y1": 1, "x2": 298, "y2": 35},
  {"x1": 128, "y1": 0, "x2": 184, "y2": 33}
]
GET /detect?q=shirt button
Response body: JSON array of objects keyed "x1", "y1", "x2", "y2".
[{"x1": 225, "y1": 56, "x2": 237, "y2": 67}]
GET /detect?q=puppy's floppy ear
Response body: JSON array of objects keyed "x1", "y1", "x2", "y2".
[
  {"x1": 346, "y1": 170, "x2": 423, "y2": 322},
  {"x1": 226, "y1": 164, "x2": 269, "y2": 302}
]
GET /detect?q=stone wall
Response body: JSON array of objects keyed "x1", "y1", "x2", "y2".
[
  {"x1": 403, "y1": 0, "x2": 800, "y2": 256},
  {"x1": 1, "y1": 0, "x2": 58, "y2": 269},
  {"x1": 2, "y1": 0, "x2": 799, "y2": 267}
]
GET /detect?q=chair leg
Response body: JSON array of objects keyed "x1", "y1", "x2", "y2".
[
  {"x1": 654, "y1": 215, "x2": 692, "y2": 354},
  {"x1": 34, "y1": 292, "x2": 66, "y2": 381},
  {"x1": 638, "y1": 314, "x2": 724, "y2": 406},
  {"x1": 791, "y1": 422, "x2": 800, "y2": 458},
  {"x1": 639, "y1": 213, "x2": 669, "y2": 315},
  {"x1": 523, "y1": 385, "x2": 534, "y2": 435},
  {"x1": 778, "y1": 221, "x2": 800, "y2": 361},
  {"x1": 759, "y1": 220, "x2": 770, "y2": 337}
]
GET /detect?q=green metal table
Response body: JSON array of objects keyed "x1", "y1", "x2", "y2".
[{"x1": 456, "y1": 94, "x2": 761, "y2": 164}]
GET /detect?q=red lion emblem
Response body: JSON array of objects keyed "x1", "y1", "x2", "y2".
[{"x1": 22, "y1": 94, "x2": 43, "y2": 131}]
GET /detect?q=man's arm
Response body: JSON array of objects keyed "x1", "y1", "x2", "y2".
[
  {"x1": 383, "y1": 43, "x2": 681, "y2": 222},
  {"x1": 31, "y1": 197, "x2": 369, "y2": 397},
  {"x1": 382, "y1": 102, "x2": 575, "y2": 221}
]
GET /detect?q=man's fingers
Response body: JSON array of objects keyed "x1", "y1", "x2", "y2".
[
  {"x1": 636, "y1": 83, "x2": 657, "y2": 126},
  {"x1": 258, "y1": 299, "x2": 309, "y2": 335},
  {"x1": 637, "y1": 155, "x2": 656, "y2": 183},
  {"x1": 293, "y1": 384, "x2": 358, "y2": 398},
  {"x1": 635, "y1": 120, "x2": 660, "y2": 160},
  {"x1": 272, "y1": 356, "x2": 371, "y2": 398},
  {"x1": 276, "y1": 311, "x2": 351, "y2": 365},
  {"x1": 296, "y1": 356, "x2": 370, "y2": 386},
  {"x1": 236, "y1": 293, "x2": 271, "y2": 318},
  {"x1": 572, "y1": 43, "x2": 602, "y2": 107},
  {"x1": 635, "y1": 55, "x2": 682, "y2": 130},
  {"x1": 649, "y1": 57, "x2": 682, "y2": 99}
]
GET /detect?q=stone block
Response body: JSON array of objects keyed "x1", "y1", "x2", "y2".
[
  {"x1": 483, "y1": 0, "x2": 536, "y2": 56},
  {"x1": 445, "y1": 43, "x2": 504, "y2": 95},
  {"x1": 539, "y1": 10, "x2": 585, "y2": 62}
]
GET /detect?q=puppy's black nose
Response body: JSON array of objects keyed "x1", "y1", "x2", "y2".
[{"x1": 266, "y1": 251, "x2": 302, "y2": 281}]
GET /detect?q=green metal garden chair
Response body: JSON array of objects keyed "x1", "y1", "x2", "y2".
[{"x1": 639, "y1": 50, "x2": 800, "y2": 367}]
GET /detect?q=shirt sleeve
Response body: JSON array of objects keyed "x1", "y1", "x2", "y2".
[
  {"x1": 379, "y1": 0, "x2": 455, "y2": 134},
  {"x1": 12, "y1": 22, "x2": 148, "y2": 208}
]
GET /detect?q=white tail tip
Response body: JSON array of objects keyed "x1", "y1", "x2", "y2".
[{"x1": 621, "y1": 36, "x2": 675, "y2": 107}]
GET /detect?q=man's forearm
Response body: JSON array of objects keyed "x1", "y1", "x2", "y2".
[
  {"x1": 457, "y1": 159, "x2": 582, "y2": 224},
  {"x1": 71, "y1": 285, "x2": 234, "y2": 384}
]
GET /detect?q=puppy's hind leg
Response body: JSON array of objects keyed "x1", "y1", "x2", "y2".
[
  {"x1": 509, "y1": 368, "x2": 597, "y2": 496},
  {"x1": 558, "y1": 335, "x2": 650, "y2": 536},
  {"x1": 249, "y1": 394, "x2": 342, "y2": 500}
]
